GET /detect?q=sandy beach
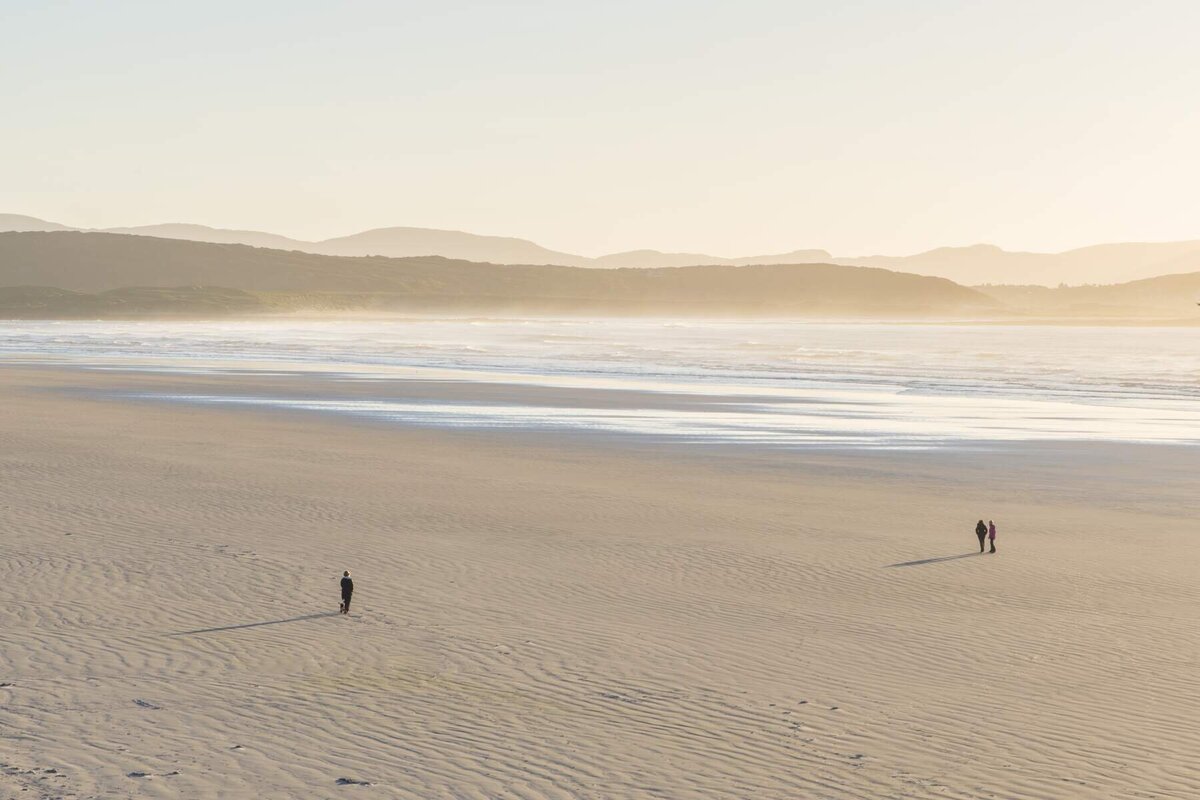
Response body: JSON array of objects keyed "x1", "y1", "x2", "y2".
[{"x1": 2, "y1": 365, "x2": 1198, "y2": 799}]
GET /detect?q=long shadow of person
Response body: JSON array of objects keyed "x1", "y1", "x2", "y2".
[
  {"x1": 167, "y1": 612, "x2": 339, "y2": 636},
  {"x1": 883, "y1": 553, "x2": 980, "y2": 568}
]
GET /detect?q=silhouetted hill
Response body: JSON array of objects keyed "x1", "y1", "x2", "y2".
[
  {"x1": 313, "y1": 227, "x2": 586, "y2": 264},
  {"x1": 846, "y1": 242, "x2": 1200, "y2": 286},
  {"x1": 103, "y1": 223, "x2": 306, "y2": 251},
  {"x1": 7, "y1": 215, "x2": 1200, "y2": 285},
  {"x1": 1049, "y1": 242, "x2": 1200, "y2": 285},
  {"x1": 978, "y1": 271, "x2": 1200, "y2": 318},
  {"x1": 593, "y1": 249, "x2": 834, "y2": 269},
  {"x1": 842, "y1": 245, "x2": 1050, "y2": 285},
  {"x1": 730, "y1": 250, "x2": 835, "y2": 267},
  {"x1": 0, "y1": 232, "x2": 997, "y2": 317},
  {"x1": 0, "y1": 214, "x2": 75, "y2": 233},
  {"x1": 2, "y1": 217, "x2": 589, "y2": 265},
  {"x1": 0, "y1": 285, "x2": 264, "y2": 318}
]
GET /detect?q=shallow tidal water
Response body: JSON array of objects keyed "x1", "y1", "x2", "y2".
[{"x1": 3, "y1": 317, "x2": 1198, "y2": 449}]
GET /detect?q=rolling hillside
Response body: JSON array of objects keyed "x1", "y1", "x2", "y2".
[
  {"x1": 978, "y1": 272, "x2": 1200, "y2": 318},
  {"x1": 7, "y1": 214, "x2": 1200, "y2": 285},
  {"x1": 0, "y1": 231, "x2": 997, "y2": 317}
]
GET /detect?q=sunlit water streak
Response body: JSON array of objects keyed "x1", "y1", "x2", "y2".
[{"x1": 3, "y1": 318, "x2": 1198, "y2": 449}]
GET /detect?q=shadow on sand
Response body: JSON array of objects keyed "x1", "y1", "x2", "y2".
[
  {"x1": 167, "y1": 612, "x2": 339, "y2": 636},
  {"x1": 884, "y1": 553, "x2": 981, "y2": 568}
]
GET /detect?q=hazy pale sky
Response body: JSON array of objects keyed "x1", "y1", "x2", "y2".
[{"x1": 3, "y1": 0, "x2": 1199, "y2": 256}]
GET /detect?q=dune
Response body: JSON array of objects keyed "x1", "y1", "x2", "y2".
[{"x1": 1, "y1": 365, "x2": 1198, "y2": 798}]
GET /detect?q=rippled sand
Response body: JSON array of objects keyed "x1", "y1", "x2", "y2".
[{"x1": 2, "y1": 367, "x2": 1198, "y2": 799}]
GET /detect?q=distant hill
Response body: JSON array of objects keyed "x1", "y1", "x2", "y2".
[
  {"x1": 0, "y1": 213, "x2": 75, "y2": 233},
  {"x1": 842, "y1": 245, "x2": 1052, "y2": 285},
  {"x1": 313, "y1": 226, "x2": 586, "y2": 265},
  {"x1": 1049, "y1": 242, "x2": 1200, "y2": 285},
  {"x1": 978, "y1": 271, "x2": 1200, "y2": 318},
  {"x1": 0, "y1": 285, "x2": 265, "y2": 318},
  {"x1": 102, "y1": 223, "x2": 307, "y2": 252},
  {"x1": 845, "y1": 242, "x2": 1200, "y2": 286},
  {"x1": 5, "y1": 214, "x2": 1200, "y2": 285},
  {"x1": 593, "y1": 249, "x2": 834, "y2": 269},
  {"x1": 2, "y1": 217, "x2": 593, "y2": 266},
  {"x1": 0, "y1": 231, "x2": 997, "y2": 318}
]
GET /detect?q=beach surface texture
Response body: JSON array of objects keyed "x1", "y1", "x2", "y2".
[{"x1": 1, "y1": 366, "x2": 1197, "y2": 799}]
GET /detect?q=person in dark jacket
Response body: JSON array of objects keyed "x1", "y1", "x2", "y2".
[
  {"x1": 975, "y1": 520, "x2": 987, "y2": 553},
  {"x1": 340, "y1": 571, "x2": 354, "y2": 614}
]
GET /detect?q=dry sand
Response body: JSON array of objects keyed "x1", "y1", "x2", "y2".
[{"x1": 1, "y1": 366, "x2": 1198, "y2": 799}]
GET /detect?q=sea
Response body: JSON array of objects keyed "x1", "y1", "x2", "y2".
[{"x1": 2, "y1": 318, "x2": 1198, "y2": 450}]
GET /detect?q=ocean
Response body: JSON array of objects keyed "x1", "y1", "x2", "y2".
[{"x1": 3, "y1": 318, "x2": 1198, "y2": 450}]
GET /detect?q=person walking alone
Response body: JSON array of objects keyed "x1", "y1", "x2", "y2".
[
  {"x1": 988, "y1": 520, "x2": 997, "y2": 554},
  {"x1": 975, "y1": 520, "x2": 987, "y2": 553},
  {"x1": 340, "y1": 570, "x2": 354, "y2": 614}
]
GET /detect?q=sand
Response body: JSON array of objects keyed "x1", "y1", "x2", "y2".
[{"x1": 1, "y1": 366, "x2": 1198, "y2": 799}]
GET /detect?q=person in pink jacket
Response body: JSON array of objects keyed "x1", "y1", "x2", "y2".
[{"x1": 988, "y1": 520, "x2": 997, "y2": 554}]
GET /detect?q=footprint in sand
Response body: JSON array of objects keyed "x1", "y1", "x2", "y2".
[{"x1": 336, "y1": 776, "x2": 373, "y2": 786}]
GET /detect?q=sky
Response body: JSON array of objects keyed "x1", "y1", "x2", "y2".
[{"x1": 3, "y1": 0, "x2": 1199, "y2": 257}]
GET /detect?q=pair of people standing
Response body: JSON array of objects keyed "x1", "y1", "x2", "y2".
[{"x1": 975, "y1": 519, "x2": 997, "y2": 554}]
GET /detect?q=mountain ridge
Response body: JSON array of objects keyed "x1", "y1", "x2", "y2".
[
  {"x1": 4, "y1": 213, "x2": 1200, "y2": 286},
  {"x1": 0, "y1": 231, "x2": 997, "y2": 318}
]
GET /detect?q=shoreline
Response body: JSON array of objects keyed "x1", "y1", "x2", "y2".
[
  {"x1": 7, "y1": 352, "x2": 1200, "y2": 452},
  {"x1": 3, "y1": 310, "x2": 1200, "y2": 326}
]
